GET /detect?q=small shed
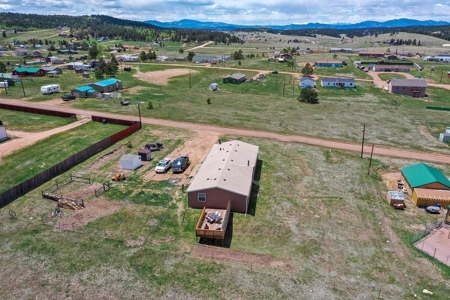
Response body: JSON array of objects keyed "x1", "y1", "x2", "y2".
[
  {"x1": 439, "y1": 133, "x2": 450, "y2": 143},
  {"x1": 223, "y1": 73, "x2": 246, "y2": 85},
  {"x1": 138, "y1": 148, "x2": 151, "y2": 161},
  {"x1": 209, "y1": 83, "x2": 218, "y2": 91},
  {"x1": 386, "y1": 191, "x2": 405, "y2": 206},
  {"x1": 119, "y1": 154, "x2": 142, "y2": 170},
  {"x1": 0, "y1": 125, "x2": 7, "y2": 141},
  {"x1": 300, "y1": 77, "x2": 315, "y2": 88}
]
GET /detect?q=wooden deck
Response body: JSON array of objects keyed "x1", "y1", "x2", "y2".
[{"x1": 195, "y1": 201, "x2": 230, "y2": 241}]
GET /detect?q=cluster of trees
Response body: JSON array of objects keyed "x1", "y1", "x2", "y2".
[
  {"x1": 232, "y1": 50, "x2": 245, "y2": 60},
  {"x1": 383, "y1": 38, "x2": 422, "y2": 46},
  {"x1": 0, "y1": 13, "x2": 242, "y2": 45},
  {"x1": 139, "y1": 50, "x2": 158, "y2": 61},
  {"x1": 95, "y1": 56, "x2": 119, "y2": 79}
]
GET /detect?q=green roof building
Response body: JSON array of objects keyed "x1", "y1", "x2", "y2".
[{"x1": 400, "y1": 162, "x2": 450, "y2": 195}]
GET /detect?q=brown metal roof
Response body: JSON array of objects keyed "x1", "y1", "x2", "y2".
[
  {"x1": 414, "y1": 188, "x2": 450, "y2": 201},
  {"x1": 187, "y1": 140, "x2": 259, "y2": 196},
  {"x1": 389, "y1": 79, "x2": 427, "y2": 88}
]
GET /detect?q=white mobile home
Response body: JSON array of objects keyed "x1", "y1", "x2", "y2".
[
  {"x1": 321, "y1": 77, "x2": 355, "y2": 88},
  {"x1": 121, "y1": 55, "x2": 139, "y2": 62},
  {"x1": 41, "y1": 84, "x2": 60, "y2": 94}
]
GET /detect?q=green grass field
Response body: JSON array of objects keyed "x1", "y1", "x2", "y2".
[
  {"x1": 0, "y1": 121, "x2": 126, "y2": 193},
  {"x1": 0, "y1": 108, "x2": 76, "y2": 131},
  {"x1": 378, "y1": 73, "x2": 407, "y2": 81},
  {"x1": 2, "y1": 127, "x2": 450, "y2": 299}
]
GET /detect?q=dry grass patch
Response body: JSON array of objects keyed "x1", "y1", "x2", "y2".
[{"x1": 133, "y1": 69, "x2": 198, "y2": 85}]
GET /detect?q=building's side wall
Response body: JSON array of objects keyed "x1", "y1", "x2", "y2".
[{"x1": 188, "y1": 188, "x2": 248, "y2": 213}]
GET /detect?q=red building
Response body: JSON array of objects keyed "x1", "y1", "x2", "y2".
[{"x1": 12, "y1": 68, "x2": 46, "y2": 77}]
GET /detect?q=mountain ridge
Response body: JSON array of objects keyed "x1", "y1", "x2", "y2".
[{"x1": 144, "y1": 18, "x2": 450, "y2": 30}]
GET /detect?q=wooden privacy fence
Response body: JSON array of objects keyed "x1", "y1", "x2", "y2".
[{"x1": 0, "y1": 113, "x2": 141, "y2": 209}]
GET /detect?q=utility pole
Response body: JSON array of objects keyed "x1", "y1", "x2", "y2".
[
  {"x1": 189, "y1": 70, "x2": 191, "y2": 88},
  {"x1": 3, "y1": 80, "x2": 7, "y2": 95},
  {"x1": 137, "y1": 97, "x2": 142, "y2": 129},
  {"x1": 283, "y1": 79, "x2": 285, "y2": 97},
  {"x1": 361, "y1": 124, "x2": 365, "y2": 158},
  {"x1": 440, "y1": 70, "x2": 444, "y2": 83},
  {"x1": 368, "y1": 144, "x2": 375, "y2": 175},
  {"x1": 20, "y1": 77, "x2": 25, "y2": 97}
]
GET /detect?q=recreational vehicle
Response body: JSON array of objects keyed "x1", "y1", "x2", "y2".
[{"x1": 41, "y1": 84, "x2": 60, "y2": 94}]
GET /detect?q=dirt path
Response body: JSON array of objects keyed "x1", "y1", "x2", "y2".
[
  {"x1": 0, "y1": 116, "x2": 90, "y2": 157},
  {"x1": 3, "y1": 99, "x2": 450, "y2": 164},
  {"x1": 191, "y1": 245, "x2": 293, "y2": 270},
  {"x1": 143, "y1": 130, "x2": 220, "y2": 184},
  {"x1": 185, "y1": 41, "x2": 214, "y2": 52}
]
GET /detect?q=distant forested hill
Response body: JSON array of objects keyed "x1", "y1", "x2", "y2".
[
  {"x1": 248, "y1": 26, "x2": 450, "y2": 41},
  {"x1": 0, "y1": 13, "x2": 241, "y2": 44}
]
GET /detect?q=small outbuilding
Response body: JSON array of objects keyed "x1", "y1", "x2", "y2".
[
  {"x1": 386, "y1": 191, "x2": 405, "y2": 207},
  {"x1": 300, "y1": 76, "x2": 315, "y2": 88},
  {"x1": 439, "y1": 133, "x2": 450, "y2": 143},
  {"x1": 137, "y1": 148, "x2": 151, "y2": 161},
  {"x1": 119, "y1": 154, "x2": 142, "y2": 170},
  {"x1": 0, "y1": 125, "x2": 7, "y2": 141},
  {"x1": 209, "y1": 83, "x2": 219, "y2": 91},
  {"x1": 223, "y1": 73, "x2": 246, "y2": 85}
]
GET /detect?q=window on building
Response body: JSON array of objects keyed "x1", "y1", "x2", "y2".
[{"x1": 198, "y1": 193, "x2": 206, "y2": 202}]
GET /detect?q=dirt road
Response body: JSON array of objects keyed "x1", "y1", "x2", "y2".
[
  {"x1": 368, "y1": 71, "x2": 450, "y2": 90},
  {"x1": 185, "y1": 41, "x2": 214, "y2": 52},
  {"x1": 2, "y1": 98, "x2": 450, "y2": 164},
  {"x1": 0, "y1": 116, "x2": 90, "y2": 157}
]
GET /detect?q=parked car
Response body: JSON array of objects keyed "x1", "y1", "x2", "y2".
[
  {"x1": 62, "y1": 94, "x2": 76, "y2": 101},
  {"x1": 172, "y1": 156, "x2": 190, "y2": 173},
  {"x1": 155, "y1": 158, "x2": 172, "y2": 173},
  {"x1": 393, "y1": 203, "x2": 405, "y2": 210},
  {"x1": 272, "y1": 70, "x2": 278, "y2": 74},
  {"x1": 425, "y1": 206, "x2": 440, "y2": 214}
]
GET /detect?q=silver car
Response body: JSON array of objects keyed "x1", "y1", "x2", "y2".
[{"x1": 155, "y1": 158, "x2": 172, "y2": 173}]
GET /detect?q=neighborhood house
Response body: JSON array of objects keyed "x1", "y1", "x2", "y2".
[
  {"x1": 187, "y1": 140, "x2": 259, "y2": 213},
  {"x1": 388, "y1": 79, "x2": 427, "y2": 97},
  {"x1": 299, "y1": 77, "x2": 315, "y2": 88},
  {"x1": 321, "y1": 77, "x2": 355, "y2": 88},
  {"x1": 373, "y1": 65, "x2": 410, "y2": 72},
  {"x1": 315, "y1": 60, "x2": 343, "y2": 68}
]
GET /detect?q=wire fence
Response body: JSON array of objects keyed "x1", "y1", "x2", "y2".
[
  {"x1": 411, "y1": 217, "x2": 444, "y2": 243},
  {"x1": 415, "y1": 240, "x2": 450, "y2": 267}
]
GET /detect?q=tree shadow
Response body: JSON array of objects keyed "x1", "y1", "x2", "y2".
[
  {"x1": 247, "y1": 159, "x2": 263, "y2": 216},
  {"x1": 198, "y1": 213, "x2": 234, "y2": 248}
]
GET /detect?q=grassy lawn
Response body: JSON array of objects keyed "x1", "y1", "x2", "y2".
[
  {"x1": 2, "y1": 129, "x2": 450, "y2": 298},
  {"x1": 378, "y1": 73, "x2": 407, "y2": 81},
  {"x1": 0, "y1": 108, "x2": 76, "y2": 131},
  {"x1": 0, "y1": 121, "x2": 126, "y2": 193}
]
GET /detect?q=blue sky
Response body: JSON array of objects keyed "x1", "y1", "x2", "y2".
[{"x1": 1, "y1": 0, "x2": 449, "y2": 25}]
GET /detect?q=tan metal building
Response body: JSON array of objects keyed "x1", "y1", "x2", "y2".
[
  {"x1": 187, "y1": 140, "x2": 259, "y2": 213},
  {"x1": 412, "y1": 189, "x2": 450, "y2": 208}
]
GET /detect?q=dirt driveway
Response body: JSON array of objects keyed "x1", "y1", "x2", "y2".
[
  {"x1": 0, "y1": 117, "x2": 90, "y2": 158},
  {"x1": 133, "y1": 69, "x2": 198, "y2": 85},
  {"x1": 143, "y1": 130, "x2": 220, "y2": 185},
  {"x1": 185, "y1": 41, "x2": 214, "y2": 52}
]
